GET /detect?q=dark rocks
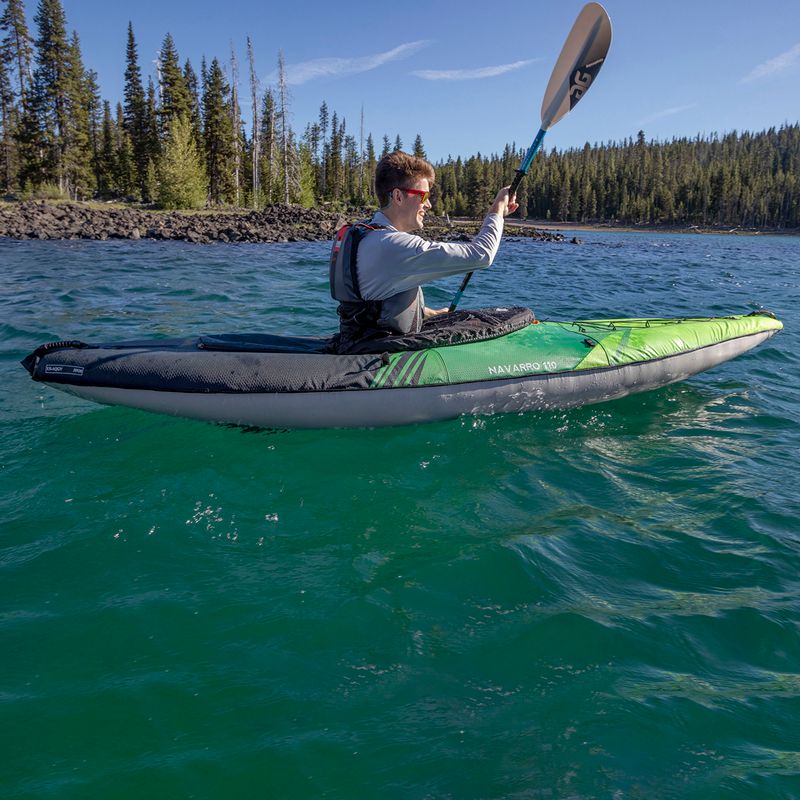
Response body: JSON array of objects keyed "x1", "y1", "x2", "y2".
[
  {"x1": 0, "y1": 201, "x2": 568, "y2": 245},
  {"x1": 0, "y1": 201, "x2": 349, "y2": 245},
  {"x1": 418, "y1": 215, "x2": 566, "y2": 243}
]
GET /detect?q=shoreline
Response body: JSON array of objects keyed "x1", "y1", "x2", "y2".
[
  {"x1": 507, "y1": 218, "x2": 800, "y2": 237},
  {"x1": 0, "y1": 200, "x2": 565, "y2": 245},
  {"x1": 1, "y1": 200, "x2": 795, "y2": 243}
]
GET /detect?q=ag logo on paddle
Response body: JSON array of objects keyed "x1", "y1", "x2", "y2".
[{"x1": 570, "y1": 58, "x2": 605, "y2": 107}]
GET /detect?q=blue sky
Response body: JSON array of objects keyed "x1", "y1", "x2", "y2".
[{"x1": 53, "y1": 0, "x2": 800, "y2": 161}]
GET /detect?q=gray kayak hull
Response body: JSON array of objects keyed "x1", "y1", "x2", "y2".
[{"x1": 43, "y1": 331, "x2": 775, "y2": 429}]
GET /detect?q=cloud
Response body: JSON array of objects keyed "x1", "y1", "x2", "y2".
[
  {"x1": 638, "y1": 103, "x2": 698, "y2": 125},
  {"x1": 741, "y1": 42, "x2": 800, "y2": 83},
  {"x1": 411, "y1": 59, "x2": 538, "y2": 81},
  {"x1": 266, "y1": 41, "x2": 432, "y2": 86}
]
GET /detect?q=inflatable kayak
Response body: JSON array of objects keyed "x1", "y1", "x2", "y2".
[{"x1": 21, "y1": 308, "x2": 782, "y2": 429}]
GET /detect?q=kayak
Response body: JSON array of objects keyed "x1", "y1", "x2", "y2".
[{"x1": 21, "y1": 308, "x2": 782, "y2": 429}]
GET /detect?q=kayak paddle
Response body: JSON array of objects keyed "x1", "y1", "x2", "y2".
[{"x1": 448, "y1": 2, "x2": 613, "y2": 313}]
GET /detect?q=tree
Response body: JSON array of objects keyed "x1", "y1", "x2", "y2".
[
  {"x1": 327, "y1": 110, "x2": 342, "y2": 200},
  {"x1": 26, "y1": 0, "x2": 71, "y2": 193},
  {"x1": 413, "y1": 133, "x2": 426, "y2": 160},
  {"x1": 364, "y1": 132, "x2": 376, "y2": 203},
  {"x1": 95, "y1": 99, "x2": 115, "y2": 194},
  {"x1": 62, "y1": 31, "x2": 93, "y2": 198},
  {"x1": 123, "y1": 22, "x2": 146, "y2": 197},
  {"x1": 202, "y1": 56, "x2": 235, "y2": 204},
  {"x1": 157, "y1": 113, "x2": 206, "y2": 208},
  {"x1": 246, "y1": 36, "x2": 259, "y2": 208},
  {"x1": 276, "y1": 49, "x2": 298, "y2": 203},
  {"x1": 317, "y1": 100, "x2": 328, "y2": 196},
  {"x1": 157, "y1": 33, "x2": 190, "y2": 136},
  {"x1": 0, "y1": 0, "x2": 33, "y2": 111},
  {"x1": 183, "y1": 58, "x2": 202, "y2": 153},
  {"x1": 228, "y1": 43, "x2": 242, "y2": 205},
  {"x1": 0, "y1": 55, "x2": 15, "y2": 190},
  {"x1": 85, "y1": 68, "x2": 101, "y2": 190},
  {"x1": 259, "y1": 88, "x2": 275, "y2": 204}
]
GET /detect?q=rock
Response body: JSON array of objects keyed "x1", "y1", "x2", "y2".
[{"x1": 0, "y1": 201, "x2": 568, "y2": 246}]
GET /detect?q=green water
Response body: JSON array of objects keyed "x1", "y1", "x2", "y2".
[{"x1": 2, "y1": 233, "x2": 798, "y2": 799}]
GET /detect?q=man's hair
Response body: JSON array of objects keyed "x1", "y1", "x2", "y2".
[{"x1": 374, "y1": 151, "x2": 435, "y2": 208}]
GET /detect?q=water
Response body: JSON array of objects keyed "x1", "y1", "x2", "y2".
[{"x1": 2, "y1": 231, "x2": 799, "y2": 799}]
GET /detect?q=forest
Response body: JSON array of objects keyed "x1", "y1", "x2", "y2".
[{"x1": 1, "y1": 0, "x2": 798, "y2": 228}]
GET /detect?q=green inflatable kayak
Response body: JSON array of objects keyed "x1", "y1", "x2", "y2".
[{"x1": 22, "y1": 309, "x2": 782, "y2": 428}]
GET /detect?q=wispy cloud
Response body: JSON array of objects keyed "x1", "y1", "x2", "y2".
[
  {"x1": 411, "y1": 59, "x2": 538, "y2": 81},
  {"x1": 741, "y1": 42, "x2": 800, "y2": 83},
  {"x1": 638, "y1": 103, "x2": 698, "y2": 125},
  {"x1": 265, "y1": 41, "x2": 432, "y2": 86}
]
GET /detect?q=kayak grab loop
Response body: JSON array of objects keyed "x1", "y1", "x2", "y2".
[
  {"x1": 748, "y1": 310, "x2": 777, "y2": 319},
  {"x1": 20, "y1": 340, "x2": 89, "y2": 376}
]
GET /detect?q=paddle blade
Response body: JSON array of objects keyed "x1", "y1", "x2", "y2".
[{"x1": 540, "y1": 2, "x2": 612, "y2": 130}]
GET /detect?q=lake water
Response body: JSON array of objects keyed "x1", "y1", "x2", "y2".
[{"x1": 2, "y1": 230, "x2": 799, "y2": 799}]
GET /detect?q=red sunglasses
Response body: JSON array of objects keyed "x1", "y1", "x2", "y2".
[{"x1": 394, "y1": 187, "x2": 430, "y2": 204}]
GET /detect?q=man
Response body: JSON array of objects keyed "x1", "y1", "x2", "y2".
[{"x1": 329, "y1": 150, "x2": 518, "y2": 353}]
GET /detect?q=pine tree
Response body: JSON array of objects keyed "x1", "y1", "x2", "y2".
[
  {"x1": 183, "y1": 58, "x2": 202, "y2": 153},
  {"x1": 62, "y1": 31, "x2": 93, "y2": 198},
  {"x1": 0, "y1": 56, "x2": 15, "y2": 191},
  {"x1": 157, "y1": 112, "x2": 206, "y2": 208},
  {"x1": 96, "y1": 99, "x2": 115, "y2": 194},
  {"x1": 0, "y1": 0, "x2": 33, "y2": 111},
  {"x1": 364, "y1": 132, "x2": 376, "y2": 202},
  {"x1": 202, "y1": 56, "x2": 235, "y2": 204},
  {"x1": 276, "y1": 49, "x2": 298, "y2": 203},
  {"x1": 228, "y1": 44, "x2": 242, "y2": 205},
  {"x1": 296, "y1": 137, "x2": 315, "y2": 207},
  {"x1": 259, "y1": 88, "x2": 276, "y2": 205},
  {"x1": 123, "y1": 22, "x2": 146, "y2": 198},
  {"x1": 85, "y1": 68, "x2": 102, "y2": 190},
  {"x1": 30, "y1": 0, "x2": 71, "y2": 192},
  {"x1": 413, "y1": 133, "x2": 426, "y2": 160},
  {"x1": 246, "y1": 37, "x2": 259, "y2": 208},
  {"x1": 318, "y1": 100, "x2": 328, "y2": 197},
  {"x1": 328, "y1": 110, "x2": 342, "y2": 201},
  {"x1": 157, "y1": 33, "x2": 190, "y2": 137}
]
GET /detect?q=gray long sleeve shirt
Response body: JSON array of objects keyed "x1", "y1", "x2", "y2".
[{"x1": 356, "y1": 210, "x2": 505, "y2": 334}]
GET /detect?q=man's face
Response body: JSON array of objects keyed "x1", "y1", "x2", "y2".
[{"x1": 395, "y1": 178, "x2": 432, "y2": 231}]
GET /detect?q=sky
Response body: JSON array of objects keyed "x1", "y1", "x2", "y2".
[{"x1": 44, "y1": 0, "x2": 800, "y2": 162}]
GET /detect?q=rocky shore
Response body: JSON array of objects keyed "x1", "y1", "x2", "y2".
[{"x1": 0, "y1": 201, "x2": 566, "y2": 245}]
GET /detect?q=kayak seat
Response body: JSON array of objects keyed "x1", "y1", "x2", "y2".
[{"x1": 197, "y1": 307, "x2": 534, "y2": 355}]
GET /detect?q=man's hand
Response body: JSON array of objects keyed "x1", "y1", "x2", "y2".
[
  {"x1": 490, "y1": 187, "x2": 519, "y2": 217},
  {"x1": 424, "y1": 306, "x2": 449, "y2": 320}
]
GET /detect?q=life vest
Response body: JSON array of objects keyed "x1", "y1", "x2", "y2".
[
  {"x1": 329, "y1": 221, "x2": 384, "y2": 302},
  {"x1": 328, "y1": 221, "x2": 389, "y2": 353}
]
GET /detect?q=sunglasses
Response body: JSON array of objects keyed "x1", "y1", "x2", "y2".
[{"x1": 394, "y1": 187, "x2": 430, "y2": 204}]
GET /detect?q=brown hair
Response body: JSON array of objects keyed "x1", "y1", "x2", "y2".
[{"x1": 374, "y1": 151, "x2": 435, "y2": 208}]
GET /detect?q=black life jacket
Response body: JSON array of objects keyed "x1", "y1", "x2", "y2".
[{"x1": 328, "y1": 221, "x2": 390, "y2": 354}]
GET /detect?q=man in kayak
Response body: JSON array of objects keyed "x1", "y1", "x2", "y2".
[{"x1": 329, "y1": 150, "x2": 518, "y2": 353}]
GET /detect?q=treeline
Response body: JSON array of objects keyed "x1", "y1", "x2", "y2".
[
  {"x1": 1, "y1": 0, "x2": 798, "y2": 228},
  {"x1": 440, "y1": 127, "x2": 799, "y2": 229}
]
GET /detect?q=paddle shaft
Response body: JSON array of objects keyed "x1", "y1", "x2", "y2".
[
  {"x1": 445, "y1": 3, "x2": 611, "y2": 313},
  {"x1": 447, "y1": 128, "x2": 547, "y2": 314}
]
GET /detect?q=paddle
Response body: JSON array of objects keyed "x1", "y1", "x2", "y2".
[{"x1": 447, "y1": 2, "x2": 613, "y2": 313}]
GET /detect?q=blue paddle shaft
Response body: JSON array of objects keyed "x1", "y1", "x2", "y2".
[{"x1": 448, "y1": 128, "x2": 548, "y2": 313}]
